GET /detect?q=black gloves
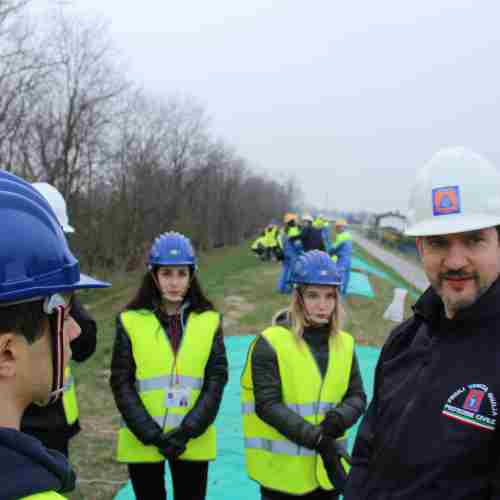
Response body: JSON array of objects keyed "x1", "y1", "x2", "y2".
[
  {"x1": 320, "y1": 412, "x2": 345, "y2": 440},
  {"x1": 156, "y1": 427, "x2": 190, "y2": 460},
  {"x1": 316, "y1": 435, "x2": 351, "y2": 494}
]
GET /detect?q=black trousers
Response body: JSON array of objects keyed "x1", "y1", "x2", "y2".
[
  {"x1": 261, "y1": 486, "x2": 340, "y2": 500},
  {"x1": 128, "y1": 460, "x2": 208, "y2": 500}
]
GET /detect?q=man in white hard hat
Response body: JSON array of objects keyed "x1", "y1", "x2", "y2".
[
  {"x1": 22, "y1": 182, "x2": 99, "y2": 459},
  {"x1": 345, "y1": 147, "x2": 500, "y2": 500}
]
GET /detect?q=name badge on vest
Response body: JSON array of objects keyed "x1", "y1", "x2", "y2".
[{"x1": 165, "y1": 386, "x2": 192, "y2": 408}]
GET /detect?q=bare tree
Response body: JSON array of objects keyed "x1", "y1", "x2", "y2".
[{"x1": 23, "y1": 13, "x2": 127, "y2": 197}]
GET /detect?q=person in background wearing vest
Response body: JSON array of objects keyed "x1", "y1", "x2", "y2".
[
  {"x1": 110, "y1": 231, "x2": 228, "y2": 500},
  {"x1": 264, "y1": 220, "x2": 281, "y2": 261},
  {"x1": 242, "y1": 250, "x2": 366, "y2": 499},
  {"x1": 0, "y1": 171, "x2": 110, "y2": 499},
  {"x1": 252, "y1": 230, "x2": 268, "y2": 260},
  {"x1": 330, "y1": 219, "x2": 353, "y2": 295},
  {"x1": 20, "y1": 182, "x2": 98, "y2": 458},
  {"x1": 277, "y1": 212, "x2": 304, "y2": 294}
]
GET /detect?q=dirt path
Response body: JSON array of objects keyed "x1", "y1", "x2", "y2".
[{"x1": 352, "y1": 231, "x2": 429, "y2": 292}]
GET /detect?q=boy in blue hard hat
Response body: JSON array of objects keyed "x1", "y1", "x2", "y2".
[
  {"x1": 0, "y1": 170, "x2": 110, "y2": 499},
  {"x1": 21, "y1": 182, "x2": 100, "y2": 459}
]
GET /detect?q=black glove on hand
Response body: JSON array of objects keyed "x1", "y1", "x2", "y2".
[
  {"x1": 316, "y1": 435, "x2": 351, "y2": 494},
  {"x1": 320, "y1": 412, "x2": 345, "y2": 440},
  {"x1": 157, "y1": 427, "x2": 189, "y2": 460}
]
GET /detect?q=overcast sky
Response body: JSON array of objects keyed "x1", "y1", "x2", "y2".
[{"x1": 36, "y1": 1, "x2": 500, "y2": 213}]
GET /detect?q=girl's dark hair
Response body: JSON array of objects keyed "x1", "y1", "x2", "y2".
[{"x1": 125, "y1": 267, "x2": 215, "y2": 313}]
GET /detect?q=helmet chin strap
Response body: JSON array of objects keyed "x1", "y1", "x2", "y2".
[{"x1": 47, "y1": 305, "x2": 66, "y2": 404}]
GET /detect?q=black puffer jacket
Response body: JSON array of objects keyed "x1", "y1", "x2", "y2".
[
  {"x1": 345, "y1": 280, "x2": 500, "y2": 500},
  {"x1": 110, "y1": 306, "x2": 228, "y2": 447},
  {"x1": 251, "y1": 324, "x2": 366, "y2": 449},
  {"x1": 21, "y1": 296, "x2": 97, "y2": 438}
]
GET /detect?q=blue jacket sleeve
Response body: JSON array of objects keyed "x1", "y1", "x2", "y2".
[{"x1": 333, "y1": 240, "x2": 353, "y2": 270}]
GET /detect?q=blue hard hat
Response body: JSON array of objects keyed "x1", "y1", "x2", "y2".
[
  {"x1": 290, "y1": 250, "x2": 342, "y2": 287},
  {"x1": 148, "y1": 231, "x2": 197, "y2": 269},
  {"x1": 0, "y1": 171, "x2": 110, "y2": 303}
]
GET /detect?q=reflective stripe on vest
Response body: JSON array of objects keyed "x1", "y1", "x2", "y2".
[
  {"x1": 22, "y1": 492, "x2": 67, "y2": 499},
  {"x1": 62, "y1": 366, "x2": 79, "y2": 425},
  {"x1": 136, "y1": 374, "x2": 203, "y2": 392},
  {"x1": 241, "y1": 401, "x2": 336, "y2": 418},
  {"x1": 241, "y1": 327, "x2": 353, "y2": 495},
  {"x1": 116, "y1": 309, "x2": 220, "y2": 463},
  {"x1": 244, "y1": 437, "x2": 348, "y2": 457}
]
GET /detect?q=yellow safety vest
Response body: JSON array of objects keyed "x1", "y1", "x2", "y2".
[
  {"x1": 241, "y1": 326, "x2": 353, "y2": 495},
  {"x1": 287, "y1": 226, "x2": 301, "y2": 238},
  {"x1": 22, "y1": 492, "x2": 66, "y2": 499},
  {"x1": 264, "y1": 226, "x2": 278, "y2": 248},
  {"x1": 334, "y1": 231, "x2": 353, "y2": 246},
  {"x1": 252, "y1": 236, "x2": 266, "y2": 250},
  {"x1": 62, "y1": 366, "x2": 79, "y2": 425},
  {"x1": 116, "y1": 309, "x2": 220, "y2": 463}
]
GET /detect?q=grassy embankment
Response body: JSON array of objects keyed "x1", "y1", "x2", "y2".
[{"x1": 68, "y1": 240, "x2": 420, "y2": 499}]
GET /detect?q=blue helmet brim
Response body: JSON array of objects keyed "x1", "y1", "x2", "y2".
[{"x1": 77, "y1": 273, "x2": 111, "y2": 289}]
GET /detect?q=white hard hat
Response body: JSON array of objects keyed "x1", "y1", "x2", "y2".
[
  {"x1": 32, "y1": 182, "x2": 75, "y2": 233},
  {"x1": 405, "y1": 147, "x2": 500, "y2": 236},
  {"x1": 302, "y1": 213, "x2": 313, "y2": 222}
]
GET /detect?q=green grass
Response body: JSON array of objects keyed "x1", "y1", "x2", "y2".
[
  {"x1": 341, "y1": 243, "x2": 420, "y2": 347},
  {"x1": 67, "y1": 240, "x2": 420, "y2": 498}
]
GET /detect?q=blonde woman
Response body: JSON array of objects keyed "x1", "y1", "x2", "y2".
[{"x1": 242, "y1": 250, "x2": 366, "y2": 500}]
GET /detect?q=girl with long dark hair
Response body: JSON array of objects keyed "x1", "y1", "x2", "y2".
[{"x1": 110, "y1": 232, "x2": 228, "y2": 500}]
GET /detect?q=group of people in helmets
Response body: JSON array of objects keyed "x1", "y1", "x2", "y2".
[
  {"x1": 1, "y1": 145, "x2": 500, "y2": 500},
  {"x1": 277, "y1": 213, "x2": 353, "y2": 297}
]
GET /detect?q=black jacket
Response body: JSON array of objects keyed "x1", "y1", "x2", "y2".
[
  {"x1": 251, "y1": 325, "x2": 367, "y2": 449},
  {"x1": 21, "y1": 296, "x2": 97, "y2": 438},
  {"x1": 301, "y1": 226, "x2": 326, "y2": 252},
  {"x1": 345, "y1": 279, "x2": 500, "y2": 500},
  {"x1": 110, "y1": 306, "x2": 228, "y2": 447},
  {"x1": 0, "y1": 427, "x2": 75, "y2": 499}
]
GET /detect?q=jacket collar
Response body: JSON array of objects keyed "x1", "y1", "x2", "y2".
[
  {"x1": 0, "y1": 427, "x2": 75, "y2": 498},
  {"x1": 413, "y1": 276, "x2": 500, "y2": 331}
]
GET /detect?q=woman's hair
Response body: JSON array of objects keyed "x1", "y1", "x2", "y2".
[
  {"x1": 124, "y1": 267, "x2": 215, "y2": 313},
  {"x1": 288, "y1": 285, "x2": 344, "y2": 340}
]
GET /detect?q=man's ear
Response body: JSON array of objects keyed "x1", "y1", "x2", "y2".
[
  {"x1": 0, "y1": 334, "x2": 18, "y2": 379},
  {"x1": 415, "y1": 237, "x2": 424, "y2": 259}
]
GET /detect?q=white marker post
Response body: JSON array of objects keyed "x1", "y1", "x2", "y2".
[{"x1": 383, "y1": 288, "x2": 408, "y2": 323}]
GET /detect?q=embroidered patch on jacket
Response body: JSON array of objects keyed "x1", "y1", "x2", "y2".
[
  {"x1": 442, "y1": 384, "x2": 497, "y2": 431},
  {"x1": 432, "y1": 186, "x2": 461, "y2": 216}
]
